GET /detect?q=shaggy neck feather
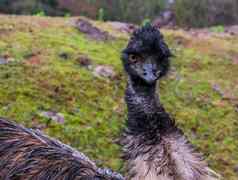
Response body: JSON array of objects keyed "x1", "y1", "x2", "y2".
[{"x1": 125, "y1": 77, "x2": 175, "y2": 139}]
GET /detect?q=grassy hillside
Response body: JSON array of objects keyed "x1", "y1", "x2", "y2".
[{"x1": 0, "y1": 15, "x2": 237, "y2": 179}]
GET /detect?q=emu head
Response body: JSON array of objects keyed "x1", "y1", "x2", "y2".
[{"x1": 121, "y1": 24, "x2": 172, "y2": 85}]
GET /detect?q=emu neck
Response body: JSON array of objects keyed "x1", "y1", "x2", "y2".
[{"x1": 125, "y1": 77, "x2": 173, "y2": 138}]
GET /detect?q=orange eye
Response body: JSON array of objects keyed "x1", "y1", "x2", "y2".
[{"x1": 129, "y1": 54, "x2": 139, "y2": 63}]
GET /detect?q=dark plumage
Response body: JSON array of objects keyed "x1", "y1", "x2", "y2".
[
  {"x1": 120, "y1": 24, "x2": 220, "y2": 180},
  {"x1": 0, "y1": 118, "x2": 124, "y2": 180},
  {"x1": 122, "y1": 24, "x2": 171, "y2": 84}
]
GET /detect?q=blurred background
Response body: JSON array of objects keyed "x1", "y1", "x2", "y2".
[{"x1": 1, "y1": 0, "x2": 238, "y2": 27}]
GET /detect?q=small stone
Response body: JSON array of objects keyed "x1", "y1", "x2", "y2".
[
  {"x1": 0, "y1": 57, "x2": 8, "y2": 65},
  {"x1": 40, "y1": 111, "x2": 65, "y2": 124},
  {"x1": 93, "y1": 65, "x2": 116, "y2": 79},
  {"x1": 234, "y1": 165, "x2": 238, "y2": 174},
  {"x1": 212, "y1": 84, "x2": 224, "y2": 97}
]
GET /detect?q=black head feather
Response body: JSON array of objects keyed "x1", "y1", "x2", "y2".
[
  {"x1": 123, "y1": 24, "x2": 172, "y2": 59},
  {"x1": 122, "y1": 24, "x2": 172, "y2": 83}
]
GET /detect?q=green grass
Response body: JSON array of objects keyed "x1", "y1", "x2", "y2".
[
  {"x1": 0, "y1": 15, "x2": 237, "y2": 179},
  {"x1": 210, "y1": 25, "x2": 225, "y2": 33}
]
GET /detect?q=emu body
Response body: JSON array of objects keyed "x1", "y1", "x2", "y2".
[
  {"x1": 0, "y1": 118, "x2": 123, "y2": 180},
  {"x1": 121, "y1": 25, "x2": 220, "y2": 180}
]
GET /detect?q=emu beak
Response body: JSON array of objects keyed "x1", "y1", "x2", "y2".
[{"x1": 141, "y1": 63, "x2": 159, "y2": 85}]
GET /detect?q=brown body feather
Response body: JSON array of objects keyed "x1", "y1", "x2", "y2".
[
  {"x1": 121, "y1": 129, "x2": 221, "y2": 180},
  {"x1": 0, "y1": 118, "x2": 123, "y2": 180}
]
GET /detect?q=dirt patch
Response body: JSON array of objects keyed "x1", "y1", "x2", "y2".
[
  {"x1": 232, "y1": 55, "x2": 238, "y2": 65},
  {"x1": 76, "y1": 55, "x2": 92, "y2": 69},
  {"x1": 75, "y1": 19, "x2": 114, "y2": 41},
  {"x1": 182, "y1": 25, "x2": 238, "y2": 39},
  {"x1": 24, "y1": 53, "x2": 42, "y2": 66},
  {"x1": 190, "y1": 61, "x2": 202, "y2": 71},
  {"x1": 0, "y1": 26, "x2": 14, "y2": 37},
  {"x1": 38, "y1": 20, "x2": 50, "y2": 28}
]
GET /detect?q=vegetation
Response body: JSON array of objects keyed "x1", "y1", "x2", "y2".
[
  {"x1": 0, "y1": 15, "x2": 237, "y2": 179},
  {"x1": 210, "y1": 25, "x2": 225, "y2": 33},
  {"x1": 0, "y1": 0, "x2": 62, "y2": 16},
  {"x1": 1, "y1": 0, "x2": 238, "y2": 27},
  {"x1": 0, "y1": 0, "x2": 167, "y2": 23},
  {"x1": 174, "y1": 0, "x2": 238, "y2": 27}
]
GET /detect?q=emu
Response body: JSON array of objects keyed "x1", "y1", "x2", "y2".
[
  {"x1": 0, "y1": 118, "x2": 124, "y2": 180},
  {"x1": 120, "y1": 24, "x2": 221, "y2": 180}
]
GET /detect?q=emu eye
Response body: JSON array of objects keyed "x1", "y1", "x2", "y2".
[{"x1": 129, "y1": 54, "x2": 140, "y2": 63}]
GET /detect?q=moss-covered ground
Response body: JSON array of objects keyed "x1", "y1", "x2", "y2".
[{"x1": 0, "y1": 15, "x2": 237, "y2": 179}]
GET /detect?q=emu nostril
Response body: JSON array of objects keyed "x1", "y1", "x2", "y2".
[{"x1": 156, "y1": 71, "x2": 161, "y2": 76}]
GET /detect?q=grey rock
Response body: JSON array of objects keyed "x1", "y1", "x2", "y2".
[
  {"x1": 0, "y1": 57, "x2": 8, "y2": 65},
  {"x1": 40, "y1": 111, "x2": 65, "y2": 124},
  {"x1": 93, "y1": 65, "x2": 116, "y2": 79},
  {"x1": 75, "y1": 19, "x2": 114, "y2": 41}
]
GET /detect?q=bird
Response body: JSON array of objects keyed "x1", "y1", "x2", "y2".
[
  {"x1": 0, "y1": 118, "x2": 124, "y2": 180},
  {"x1": 120, "y1": 24, "x2": 221, "y2": 180}
]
